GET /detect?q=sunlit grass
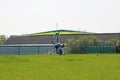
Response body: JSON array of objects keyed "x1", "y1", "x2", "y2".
[{"x1": 0, "y1": 54, "x2": 120, "y2": 80}]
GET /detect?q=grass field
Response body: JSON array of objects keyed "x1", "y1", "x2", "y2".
[{"x1": 0, "y1": 54, "x2": 120, "y2": 80}]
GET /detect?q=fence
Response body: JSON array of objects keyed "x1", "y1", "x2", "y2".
[
  {"x1": 83, "y1": 46, "x2": 117, "y2": 53},
  {"x1": 0, "y1": 44, "x2": 54, "y2": 55}
]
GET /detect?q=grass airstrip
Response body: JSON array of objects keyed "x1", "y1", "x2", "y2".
[{"x1": 0, "y1": 54, "x2": 120, "y2": 80}]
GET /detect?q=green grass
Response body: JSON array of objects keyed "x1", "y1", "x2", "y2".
[{"x1": 0, "y1": 54, "x2": 120, "y2": 80}]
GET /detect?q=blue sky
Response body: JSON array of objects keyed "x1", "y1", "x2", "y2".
[{"x1": 0, "y1": 0, "x2": 120, "y2": 36}]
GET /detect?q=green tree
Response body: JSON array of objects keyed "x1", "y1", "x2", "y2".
[
  {"x1": 0, "y1": 35, "x2": 7, "y2": 45},
  {"x1": 88, "y1": 36, "x2": 101, "y2": 46},
  {"x1": 67, "y1": 38, "x2": 79, "y2": 53},
  {"x1": 77, "y1": 36, "x2": 89, "y2": 53},
  {"x1": 105, "y1": 38, "x2": 118, "y2": 46},
  {"x1": 67, "y1": 36, "x2": 101, "y2": 54},
  {"x1": 116, "y1": 40, "x2": 120, "y2": 53}
]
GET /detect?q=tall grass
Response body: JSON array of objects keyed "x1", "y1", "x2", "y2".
[{"x1": 0, "y1": 54, "x2": 120, "y2": 80}]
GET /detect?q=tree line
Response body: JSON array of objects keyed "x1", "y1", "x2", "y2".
[{"x1": 66, "y1": 36, "x2": 120, "y2": 53}]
